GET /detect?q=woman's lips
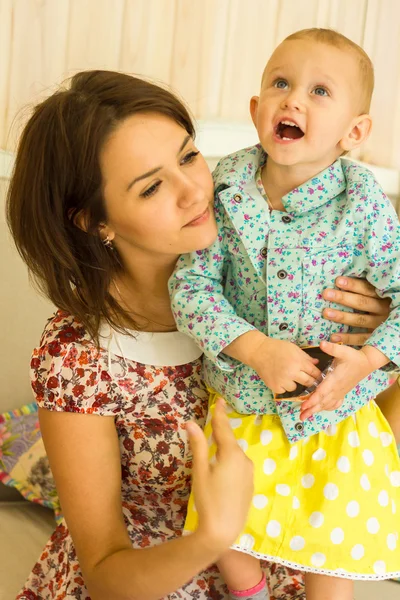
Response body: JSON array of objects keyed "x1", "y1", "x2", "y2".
[{"x1": 184, "y1": 206, "x2": 210, "y2": 227}]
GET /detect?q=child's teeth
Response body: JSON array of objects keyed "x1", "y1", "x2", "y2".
[{"x1": 282, "y1": 137, "x2": 291, "y2": 141}]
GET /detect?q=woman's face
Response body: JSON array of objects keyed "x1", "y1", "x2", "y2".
[{"x1": 100, "y1": 113, "x2": 217, "y2": 262}]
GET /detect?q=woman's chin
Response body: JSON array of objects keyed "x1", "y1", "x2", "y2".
[{"x1": 181, "y1": 222, "x2": 218, "y2": 254}]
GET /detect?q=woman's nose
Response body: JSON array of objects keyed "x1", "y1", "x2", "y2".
[{"x1": 177, "y1": 176, "x2": 204, "y2": 208}]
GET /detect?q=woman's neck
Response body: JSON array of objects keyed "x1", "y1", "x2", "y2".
[{"x1": 113, "y1": 251, "x2": 178, "y2": 332}]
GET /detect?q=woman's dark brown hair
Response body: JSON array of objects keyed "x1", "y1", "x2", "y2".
[{"x1": 6, "y1": 70, "x2": 195, "y2": 341}]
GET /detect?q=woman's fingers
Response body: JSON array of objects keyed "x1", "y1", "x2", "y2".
[
  {"x1": 323, "y1": 307, "x2": 385, "y2": 330},
  {"x1": 334, "y1": 276, "x2": 379, "y2": 299},
  {"x1": 186, "y1": 421, "x2": 209, "y2": 481},
  {"x1": 330, "y1": 332, "x2": 374, "y2": 345},
  {"x1": 211, "y1": 398, "x2": 238, "y2": 460},
  {"x1": 322, "y1": 287, "x2": 389, "y2": 317}
]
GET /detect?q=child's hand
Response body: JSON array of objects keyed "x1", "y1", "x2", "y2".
[
  {"x1": 299, "y1": 340, "x2": 375, "y2": 420},
  {"x1": 249, "y1": 338, "x2": 321, "y2": 394}
]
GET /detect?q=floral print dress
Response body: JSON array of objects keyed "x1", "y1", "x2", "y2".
[{"x1": 17, "y1": 310, "x2": 304, "y2": 600}]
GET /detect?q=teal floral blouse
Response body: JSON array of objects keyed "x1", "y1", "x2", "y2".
[{"x1": 170, "y1": 145, "x2": 400, "y2": 442}]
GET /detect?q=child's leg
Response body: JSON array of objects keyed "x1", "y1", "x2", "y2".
[
  {"x1": 217, "y1": 550, "x2": 268, "y2": 599},
  {"x1": 304, "y1": 573, "x2": 353, "y2": 600}
]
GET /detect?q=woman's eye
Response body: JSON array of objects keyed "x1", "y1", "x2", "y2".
[
  {"x1": 313, "y1": 86, "x2": 329, "y2": 97},
  {"x1": 141, "y1": 181, "x2": 161, "y2": 198},
  {"x1": 275, "y1": 79, "x2": 288, "y2": 89},
  {"x1": 181, "y1": 150, "x2": 200, "y2": 165}
]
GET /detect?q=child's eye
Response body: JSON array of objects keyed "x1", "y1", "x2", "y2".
[
  {"x1": 141, "y1": 181, "x2": 161, "y2": 198},
  {"x1": 181, "y1": 150, "x2": 200, "y2": 165},
  {"x1": 313, "y1": 86, "x2": 329, "y2": 97},
  {"x1": 274, "y1": 79, "x2": 288, "y2": 90}
]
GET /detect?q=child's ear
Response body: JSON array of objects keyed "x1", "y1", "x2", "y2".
[
  {"x1": 249, "y1": 96, "x2": 260, "y2": 127},
  {"x1": 339, "y1": 114, "x2": 372, "y2": 152}
]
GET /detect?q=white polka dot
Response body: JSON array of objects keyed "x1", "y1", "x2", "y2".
[
  {"x1": 266, "y1": 520, "x2": 281, "y2": 538},
  {"x1": 260, "y1": 429, "x2": 273, "y2": 445},
  {"x1": 367, "y1": 517, "x2": 380, "y2": 534},
  {"x1": 373, "y1": 561, "x2": 386, "y2": 575},
  {"x1": 378, "y1": 490, "x2": 389, "y2": 507},
  {"x1": 392, "y1": 499, "x2": 397, "y2": 514},
  {"x1": 390, "y1": 471, "x2": 400, "y2": 488},
  {"x1": 346, "y1": 501, "x2": 360, "y2": 518},
  {"x1": 368, "y1": 422, "x2": 379, "y2": 438},
  {"x1": 324, "y1": 483, "x2": 339, "y2": 500},
  {"x1": 301, "y1": 474, "x2": 315, "y2": 488},
  {"x1": 309, "y1": 512, "x2": 324, "y2": 528},
  {"x1": 325, "y1": 423, "x2": 337, "y2": 436},
  {"x1": 331, "y1": 528, "x2": 345, "y2": 544},
  {"x1": 237, "y1": 439, "x2": 248, "y2": 452},
  {"x1": 387, "y1": 533, "x2": 397, "y2": 551},
  {"x1": 337, "y1": 456, "x2": 351, "y2": 473},
  {"x1": 276, "y1": 484, "x2": 291, "y2": 496},
  {"x1": 312, "y1": 448, "x2": 326, "y2": 461},
  {"x1": 289, "y1": 445, "x2": 298, "y2": 460},
  {"x1": 362, "y1": 449, "x2": 374, "y2": 466},
  {"x1": 360, "y1": 474, "x2": 371, "y2": 491},
  {"x1": 253, "y1": 494, "x2": 268, "y2": 510},
  {"x1": 290, "y1": 536, "x2": 305, "y2": 551},
  {"x1": 311, "y1": 553, "x2": 326, "y2": 567},
  {"x1": 351, "y1": 544, "x2": 365, "y2": 560},
  {"x1": 348, "y1": 431, "x2": 360, "y2": 447},
  {"x1": 239, "y1": 534, "x2": 255, "y2": 550},
  {"x1": 380, "y1": 432, "x2": 393, "y2": 447},
  {"x1": 263, "y1": 458, "x2": 276, "y2": 475},
  {"x1": 229, "y1": 418, "x2": 242, "y2": 429},
  {"x1": 292, "y1": 496, "x2": 300, "y2": 509}
]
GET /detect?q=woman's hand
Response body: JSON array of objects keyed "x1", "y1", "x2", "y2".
[
  {"x1": 186, "y1": 398, "x2": 254, "y2": 553},
  {"x1": 322, "y1": 276, "x2": 390, "y2": 345}
]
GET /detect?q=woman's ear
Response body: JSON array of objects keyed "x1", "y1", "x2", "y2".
[
  {"x1": 69, "y1": 209, "x2": 90, "y2": 232},
  {"x1": 339, "y1": 114, "x2": 372, "y2": 153},
  {"x1": 68, "y1": 209, "x2": 115, "y2": 243}
]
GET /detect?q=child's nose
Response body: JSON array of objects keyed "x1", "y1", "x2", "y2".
[{"x1": 281, "y1": 90, "x2": 304, "y2": 111}]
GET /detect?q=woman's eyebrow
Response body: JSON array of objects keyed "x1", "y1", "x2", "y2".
[{"x1": 127, "y1": 134, "x2": 192, "y2": 191}]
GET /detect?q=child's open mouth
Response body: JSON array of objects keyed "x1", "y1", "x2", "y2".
[{"x1": 275, "y1": 120, "x2": 304, "y2": 141}]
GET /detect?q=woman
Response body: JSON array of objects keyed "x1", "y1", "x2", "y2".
[{"x1": 7, "y1": 71, "x2": 399, "y2": 600}]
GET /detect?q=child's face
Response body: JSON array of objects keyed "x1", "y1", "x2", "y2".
[{"x1": 251, "y1": 39, "x2": 365, "y2": 171}]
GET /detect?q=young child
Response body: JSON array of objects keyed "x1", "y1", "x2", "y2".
[{"x1": 169, "y1": 29, "x2": 400, "y2": 600}]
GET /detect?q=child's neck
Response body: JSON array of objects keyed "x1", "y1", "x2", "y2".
[{"x1": 262, "y1": 158, "x2": 336, "y2": 211}]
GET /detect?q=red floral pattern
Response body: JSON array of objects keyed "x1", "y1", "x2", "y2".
[{"x1": 17, "y1": 311, "x2": 304, "y2": 599}]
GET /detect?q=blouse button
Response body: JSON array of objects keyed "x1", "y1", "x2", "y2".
[
  {"x1": 261, "y1": 247, "x2": 268, "y2": 258},
  {"x1": 295, "y1": 422, "x2": 304, "y2": 432},
  {"x1": 282, "y1": 215, "x2": 292, "y2": 223},
  {"x1": 277, "y1": 269, "x2": 288, "y2": 279},
  {"x1": 279, "y1": 322, "x2": 288, "y2": 331},
  {"x1": 233, "y1": 193, "x2": 242, "y2": 203}
]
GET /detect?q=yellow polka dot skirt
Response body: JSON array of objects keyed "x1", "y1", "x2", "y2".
[{"x1": 184, "y1": 395, "x2": 400, "y2": 580}]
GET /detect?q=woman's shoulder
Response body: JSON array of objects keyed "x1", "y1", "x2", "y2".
[
  {"x1": 38, "y1": 309, "x2": 94, "y2": 351},
  {"x1": 31, "y1": 310, "x2": 115, "y2": 415}
]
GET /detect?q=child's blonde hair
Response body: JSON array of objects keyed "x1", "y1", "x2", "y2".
[{"x1": 284, "y1": 28, "x2": 374, "y2": 113}]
